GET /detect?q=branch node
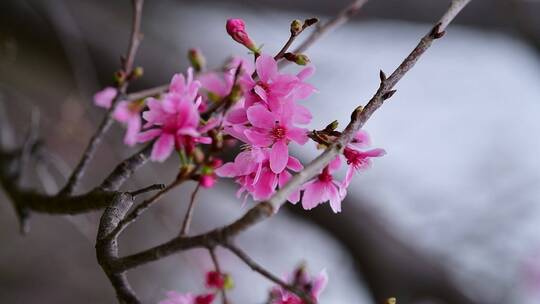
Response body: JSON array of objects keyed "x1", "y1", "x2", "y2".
[{"x1": 382, "y1": 89, "x2": 397, "y2": 100}]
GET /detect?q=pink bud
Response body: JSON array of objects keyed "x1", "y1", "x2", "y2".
[
  {"x1": 226, "y1": 18, "x2": 257, "y2": 52},
  {"x1": 199, "y1": 174, "x2": 216, "y2": 188}
]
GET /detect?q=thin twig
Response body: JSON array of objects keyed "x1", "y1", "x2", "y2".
[
  {"x1": 209, "y1": 248, "x2": 229, "y2": 304},
  {"x1": 59, "y1": 0, "x2": 145, "y2": 196},
  {"x1": 225, "y1": 243, "x2": 313, "y2": 304},
  {"x1": 107, "y1": 176, "x2": 186, "y2": 240},
  {"x1": 179, "y1": 183, "x2": 201, "y2": 236},
  {"x1": 129, "y1": 183, "x2": 165, "y2": 197}
]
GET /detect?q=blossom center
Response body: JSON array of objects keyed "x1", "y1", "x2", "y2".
[
  {"x1": 270, "y1": 125, "x2": 287, "y2": 141},
  {"x1": 256, "y1": 81, "x2": 269, "y2": 92},
  {"x1": 318, "y1": 169, "x2": 333, "y2": 183}
]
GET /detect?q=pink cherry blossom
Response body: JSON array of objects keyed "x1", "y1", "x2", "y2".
[
  {"x1": 138, "y1": 69, "x2": 211, "y2": 162},
  {"x1": 240, "y1": 54, "x2": 315, "y2": 112},
  {"x1": 301, "y1": 157, "x2": 346, "y2": 213},
  {"x1": 342, "y1": 130, "x2": 385, "y2": 187},
  {"x1": 112, "y1": 100, "x2": 144, "y2": 146},
  {"x1": 215, "y1": 148, "x2": 302, "y2": 204},
  {"x1": 270, "y1": 267, "x2": 328, "y2": 304},
  {"x1": 93, "y1": 86, "x2": 117, "y2": 109},
  {"x1": 226, "y1": 18, "x2": 257, "y2": 52},
  {"x1": 244, "y1": 104, "x2": 308, "y2": 173},
  {"x1": 159, "y1": 291, "x2": 195, "y2": 304}
]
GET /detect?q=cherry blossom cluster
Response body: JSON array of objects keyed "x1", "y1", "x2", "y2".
[{"x1": 91, "y1": 17, "x2": 385, "y2": 303}]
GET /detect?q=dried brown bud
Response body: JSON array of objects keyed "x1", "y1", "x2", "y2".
[
  {"x1": 430, "y1": 23, "x2": 445, "y2": 39},
  {"x1": 188, "y1": 48, "x2": 206, "y2": 72},
  {"x1": 113, "y1": 70, "x2": 126, "y2": 86},
  {"x1": 303, "y1": 18, "x2": 319, "y2": 28}
]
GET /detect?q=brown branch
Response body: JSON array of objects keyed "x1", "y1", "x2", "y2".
[
  {"x1": 179, "y1": 183, "x2": 201, "y2": 236},
  {"x1": 59, "y1": 0, "x2": 145, "y2": 196}
]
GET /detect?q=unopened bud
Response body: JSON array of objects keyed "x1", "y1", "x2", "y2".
[
  {"x1": 386, "y1": 298, "x2": 397, "y2": 304},
  {"x1": 113, "y1": 70, "x2": 126, "y2": 86},
  {"x1": 284, "y1": 52, "x2": 310, "y2": 65},
  {"x1": 303, "y1": 18, "x2": 319, "y2": 28},
  {"x1": 188, "y1": 48, "x2": 206, "y2": 72},
  {"x1": 290, "y1": 19, "x2": 302, "y2": 35},
  {"x1": 132, "y1": 66, "x2": 144, "y2": 79},
  {"x1": 226, "y1": 18, "x2": 259, "y2": 54},
  {"x1": 223, "y1": 274, "x2": 234, "y2": 290}
]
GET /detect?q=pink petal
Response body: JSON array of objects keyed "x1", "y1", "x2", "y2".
[
  {"x1": 112, "y1": 101, "x2": 131, "y2": 122},
  {"x1": 312, "y1": 269, "x2": 328, "y2": 298},
  {"x1": 327, "y1": 183, "x2": 342, "y2": 213},
  {"x1": 199, "y1": 72, "x2": 228, "y2": 97},
  {"x1": 93, "y1": 87, "x2": 117, "y2": 109},
  {"x1": 293, "y1": 104, "x2": 312, "y2": 125},
  {"x1": 253, "y1": 85, "x2": 268, "y2": 102},
  {"x1": 328, "y1": 156, "x2": 342, "y2": 172},
  {"x1": 269, "y1": 140, "x2": 289, "y2": 174},
  {"x1": 287, "y1": 127, "x2": 308, "y2": 145},
  {"x1": 344, "y1": 166, "x2": 355, "y2": 188},
  {"x1": 215, "y1": 163, "x2": 237, "y2": 177},
  {"x1": 244, "y1": 129, "x2": 273, "y2": 147},
  {"x1": 246, "y1": 105, "x2": 276, "y2": 129},
  {"x1": 124, "y1": 116, "x2": 141, "y2": 146},
  {"x1": 279, "y1": 171, "x2": 300, "y2": 204},
  {"x1": 255, "y1": 54, "x2": 277, "y2": 82},
  {"x1": 302, "y1": 180, "x2": 324, "y2": 210},
  {"x1": 297, "y1": 65, "x2": 315, "y2": 81},
  {"x1": 226, "y1": 108, "x2": 248, "y2": 124},
  {"x1": 286, "y1": 156, "x2": 303, "y2": 172},
  {"x1": 151, "y1": 133, "x2": 175, "y2": 162},
  {"x1": 137, "y1": 129, "x2": 162, "y2": 143},
  {"x1": 349, "y1": 130, "x2": 371, "y2": 149},
  {"x1": 362, "y1": 148, "x2": 386, "y2": 157}
]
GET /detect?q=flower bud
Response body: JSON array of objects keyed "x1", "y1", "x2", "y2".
[
  {"x1": 324, "y1": 120, "x2": 339, "y2": 132},
  {"x1": 226, "y1": 18, "x2": 259, "y2": 54},
  {"x1": 113, "y1": 70, "x2": 126, "y2": 86},
  {"x1": 386, "y1": 298, "x2": 397, "y2": 304},
  {"x1": 223, "y1": 274, "x2": 234, "y2": 290},
  {"x1": 129, "y1": 66, "x2": 144, "y2": 80},
  {"x1": 188, "y1": 48, "x2": 206, "y2": 72},
  {"x1": 284, "y1": 52, "x2": 310, "y2": 66},
  {"x1": 290, "y1": 19, "x2": 302, "y2": 36}
]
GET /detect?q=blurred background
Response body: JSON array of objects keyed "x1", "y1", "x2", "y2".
[{"x1": 1, "y1": 0, "x2": 540, "y2": 303}]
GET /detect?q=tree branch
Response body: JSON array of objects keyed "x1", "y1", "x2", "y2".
[
  {"x1": 59, "y1": 0, "x2": 145, "y2": 196},
  {"x1": 224, "y1": 243, "x2": 313, "y2": 304},
  {"x1": 179, "y1": 183, "x2": 201, "y2": 236}
]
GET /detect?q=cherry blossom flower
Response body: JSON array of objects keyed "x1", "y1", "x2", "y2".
[
  {"x1": 215, "y1": 148, "x2": 302, "y2": 203},
  {"x1": 270, "y1": 266, "x2": 328, "y2": 304},
  {"x1": 138, "y1": 69, "x2": 211, "y2": 162},
  {"x1": 301, "y1": 157, "x2": 346, "y2": 213},
  {"x1": 226, "y1": 18, "x2": 258, "y2": 52},
  {"x1": 240, "y1": 54, "x2": 315, "y2": 112},
  {"x1": 93, "y1": 86, "x2": 117, "y2": 109},
  {"x1": 244, "y1": 104, "x2": 308, "y2": 173},
  {"x1": 342, "y1": 130, "x2": 386, "y2": 187},
  {"x1": 112, "y1": 100, "x2": 144, "y2": 146}
]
